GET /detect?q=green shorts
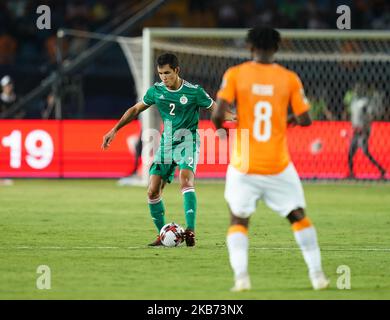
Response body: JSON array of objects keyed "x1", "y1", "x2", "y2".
[{"x1": 149, "y1": 141, "x2": 200, "y2": 183}]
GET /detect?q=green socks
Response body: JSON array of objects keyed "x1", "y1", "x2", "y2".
[
  {"x1": 148, "y1": 189, "x2": 196, "y2": 232},
  {"x1": 182, "y1": 188, "x2": 197, "y2": 231},
  {"x1": 148, "y1": 198, "x2": 165, "y2": 232}
]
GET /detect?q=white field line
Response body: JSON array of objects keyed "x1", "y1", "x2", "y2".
[
  {"x1": 251, "y1": 247, "x2": 390, "y2": 252},
  {"x1": 0, "y1": 246, "x2": 389, "y2": 252}
]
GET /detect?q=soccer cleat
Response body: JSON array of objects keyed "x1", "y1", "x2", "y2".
[
  {"x1": 230, "y1": 275, "x2": 251, "y2": 292},
  {"x1": 148, "y1": 235, "x2": 163, "y2": 246},
  {"x1": 184, "y1": 229, "x2": 195, "y2": 247},
  {"x1": 310, "y1": 271, "x2": 330, "y2": 290}
]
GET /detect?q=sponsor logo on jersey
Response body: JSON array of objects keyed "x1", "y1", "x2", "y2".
[
  {"x1": 180, "y1": 95, "x2": 188, "y2": 105},
  {"x1": 159, "y1": 94, "x2": 165, "y2": 99}
]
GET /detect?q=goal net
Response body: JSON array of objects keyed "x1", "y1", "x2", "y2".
[
  {"x1": 130, "y1": 28, "x2": 389, "y2": 182},
  {"x1": 63, "y1": 28, "x2": 390, "y2": 182}
]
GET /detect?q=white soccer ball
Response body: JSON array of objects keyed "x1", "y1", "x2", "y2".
[{"x1": 159, "y1": 222, "x2": 185, "y2": 247}]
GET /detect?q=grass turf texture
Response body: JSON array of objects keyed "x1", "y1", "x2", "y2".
[{"x1": 0, "y1": 179, "x2": 389, "y2": 299}]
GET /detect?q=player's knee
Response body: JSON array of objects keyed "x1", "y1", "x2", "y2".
[
  {"x1": 180, "y1": 182, "x2": 194, "y2": 192},
  {"x1": 230, "y1": 213, "x2": 249, "y2": 228},
  {"x1": 179, "y1": 171, "x2": 194, "y2": 190},
  {"x1": 147, "y1": 188, "x2": 160, "y2": 200},
  {"x1": 180, "y1": 173, "x2": 194, "y2": 193},
  {"x1": 286, "y1": 208, "x2": 306, "y2": 224},
  {"x1": 179, "y1": 176, "x2": 193, "y2": 186}
]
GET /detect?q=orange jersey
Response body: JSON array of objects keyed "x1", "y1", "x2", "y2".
[{"x1": 217, "y1": 61, "x2": 310, "y2": 174}]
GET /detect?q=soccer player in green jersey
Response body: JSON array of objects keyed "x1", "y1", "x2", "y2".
[{"x1": 102, "y1": 53, "x2": 228, "y2": 247}]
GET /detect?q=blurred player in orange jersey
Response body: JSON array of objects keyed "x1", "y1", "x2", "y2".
[{"x1": 211, "y1": 26, "x2": 329, "y2": 292}]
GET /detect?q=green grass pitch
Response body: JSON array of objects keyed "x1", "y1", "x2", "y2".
[{"x1": 0, "y1": 179, "x2": 389, "y2": 299}]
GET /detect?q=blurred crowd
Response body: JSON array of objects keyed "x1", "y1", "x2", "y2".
[
  {"x1": 0, "y1": 0, "x2": 389, "y2": 120},
  {"x1": 0, "y1": 0, "x2": 135, "y2": 66},
  {"x1": 179, "y1": 0, "x2": 390, "y2": 29},
  {"x1": 1, "y1": 0, "x2": 389, "y2": 67}
]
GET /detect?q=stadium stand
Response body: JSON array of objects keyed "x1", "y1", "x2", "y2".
[{"x1": 1, "y1": 0, "x2": 389, "y2": 119}]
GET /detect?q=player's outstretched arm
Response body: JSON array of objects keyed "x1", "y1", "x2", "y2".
[
  {"x1": 211, "y1": 99, "x2": 232, "y2": 129},
  {"x1": 211, "y1": 99, "x2": 234, "y2": 140},
  {"x1": 101, "y1": 101, "x2": 149, "y2": 150},
  {"x1": 209, "y1": 101, "x2": 236, "y2": 122}
]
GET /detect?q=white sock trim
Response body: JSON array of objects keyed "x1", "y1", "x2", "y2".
[
  {"x1": 148, "y1": 197, "x2": 162, "y2": 204},
  {"x1": 182, "y1": 187, "x2": 195, "y2": 194}
]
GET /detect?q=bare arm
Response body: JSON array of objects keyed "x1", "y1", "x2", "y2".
[
  {"x1": 102, "y1": 101, "x2": 150, "y2": 150},
  {"x1": 211, "y1": 99, "x2": 232, "y2": 130}
]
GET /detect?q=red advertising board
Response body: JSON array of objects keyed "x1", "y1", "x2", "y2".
[
  {"x1": 0, "y1": 120, "x2": 61, "y2": 177},
  {"x1": 0, "y1": 120, "x2": 388, "y2": 179},
  {"x1": 288, "y1": 121, "x2": 389, "y2": 179},
  {"x1": 197, "y1": 121, "x2": 389, "y2": 179},
  {"x1": 0, "y1": 120, "x2": 141, "y2": 178},
  {"x1": 61, "y1": 120, "x2": 141, "y2": 178}
]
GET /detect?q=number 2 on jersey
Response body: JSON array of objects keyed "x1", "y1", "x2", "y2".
[
  {"x1": 253, "y1": 101, "x2": 272, "y2": 142},
  {"x1": 169, "y1": 103, "x2": 176, "y2": 116}
]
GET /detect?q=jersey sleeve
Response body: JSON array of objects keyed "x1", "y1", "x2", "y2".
[
  {"x1": 216, "y1": 67, "x2": 236, "y2": 104},
  {"x1": 290, "y1": 72, "x2": 310, "y2": 116},
  {"x1": 142, "y1": 86, "x2": 156, "y2": 106},
  {"x1": 196, "y1": 86, "x2": 214, "y2": 109}
]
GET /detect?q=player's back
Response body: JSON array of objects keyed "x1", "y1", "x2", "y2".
[{"x1": 218, "y1": 61, "x2": 309, "y2": 174}]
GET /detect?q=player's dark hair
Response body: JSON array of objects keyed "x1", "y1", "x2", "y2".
[
  {"x1": 246, "y1": 26, "x2": 281, "y2": 52},
  {"x1": 157, "y1": 53, "x2": 179, "y2": 69}
]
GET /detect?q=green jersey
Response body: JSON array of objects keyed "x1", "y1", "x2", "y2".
[
  {"x1": 143, "y1": 79, "x2": 213, "y2": 179},
  {"x1": 142, "y1": 79, "x2": 213, "y2": 144}
]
